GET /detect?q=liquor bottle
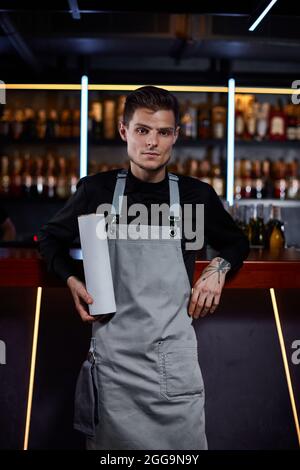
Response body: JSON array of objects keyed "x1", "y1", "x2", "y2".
[
  {"x1": 91, "y1": 101, "x2": 103, "y2": 140},
  {"x1": 211, "y1": 94, "x2": 226, "y2": 139},
  {"x1": 244, "y1": 98, "x2": 257, "y2": 141},
  {"x1": 11, "y1": 109, "x2": 24, "y2": 140},
  {"x1": 44, "y1": 153, "x2": 57, "y2": 199},
  {"x1": 198, "y1": 100, "x2": 211, "y2": 140},
  {"x1": 36, "y1": 109, "x2": 47, "y2": 139},
  {"x1": 0, "y1": 155, "x2": 10, "y2": 197},
  {"x1": 211, "y1": 150, "x2": 224, "y2": 196},
  {"x1": 68, "y1": 155, "x2": 79, "y2": 195},
  {"x1": 273, "y1": 158, "x2": 287, "y2": 199},
  {"x1": 269, "y1": 99, "x2": 286, "y2": 141},
  {"x1": 261, "y1": 158, "x2": 274, "y2": 198},
  {"x1": 0, "y1": 108, "x2": 12, "y2": 137},
  {"x1": 22, "y1": 108, "x2": 37, "y2": 140},
  {"x1": 46, "y1": 109, "x2": 60, "y2": 139},
  {"x1": 56, "y1": 156, "x2": 69, "y2": 199},
  {"x1": 265, "y1": 205, "x2": 285, "y2": 250},
  {"x1": 10, "y1": 152, "x2": 23, "y2": 199},
  {"x1": 180, "y1": 101, "x2": 197, "y2": 139},
  {"x1": 72, "y1": 109, "x2": 81, "y2": 138},
  {"x1": 256, "y1": 102, "x2": 270, "y2": 141},
  {"x1": 240, "y1": 158, "x2": 252, "y2": 199},
  {"x1": 235, "y1": 97, "x2": 245, "y2": 140},
  {"x1": 234, "y1": 159, "x2": 242, "y2": 200},
  {"x1": 286, "y1": 158, "x2": 299, "y2": 200},
  {"x1": 21, "y1": 153, "x2": 33, "y2": 199},
  {"x1": 60, "y1": 109, "x2": 72, "y2": 138},
  {"x1": 103, "y1": 97, "x2": 116, "y2": 140},
  {"x1": 250, "y1": 203, "x2": 266, "y2": 247},
  {"x1": 285, "y1": 103, "x2": 297, "y2": 141},
  {"x1": 251, "y1": 159, "x2": 263, "y2": 199},
  {"x1": 35, "y1": 156, "x2": 45, "y2": 199}
]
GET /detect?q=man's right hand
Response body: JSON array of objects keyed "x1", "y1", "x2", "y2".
[{"x1": 66, "y1": 276, "x2": 96, "y2": 323}]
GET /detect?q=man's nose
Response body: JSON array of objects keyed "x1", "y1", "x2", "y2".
[{"x1": 146, "y1": 131, "x2": 158, "y2": 147}]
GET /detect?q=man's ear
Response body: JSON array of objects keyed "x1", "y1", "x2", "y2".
[{"x1": 119, "y1": 121, "x2": 127, "y2": 142}]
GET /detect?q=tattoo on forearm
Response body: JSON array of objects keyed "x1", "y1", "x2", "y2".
[{"x1": 200, "y1": 257, "x2": 231, "y2": 284}]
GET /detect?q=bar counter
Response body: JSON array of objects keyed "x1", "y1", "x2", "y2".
[
  {"x1": 0, "y1": 246, "x2": 299, "y2": 450},
  {"x1": 0, "y1": 245, "x2": 300, "y2": 288}
]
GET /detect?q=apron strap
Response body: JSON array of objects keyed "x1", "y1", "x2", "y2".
[{"x1": 110, "y1": 169, "x2": 180, "y2": 220}]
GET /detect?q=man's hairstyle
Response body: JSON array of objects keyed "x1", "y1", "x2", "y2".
[{"x1": 123, "y1": 85, "x2": 179, "y2": 127}]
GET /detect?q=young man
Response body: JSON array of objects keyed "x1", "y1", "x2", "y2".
[{"x1": 38, "y1": 86, "x2": 249, "y2": 450}]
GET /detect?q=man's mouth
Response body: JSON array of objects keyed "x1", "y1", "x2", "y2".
[{"x1": 142, "y1": 152, "x2": 160, "y2": 156}]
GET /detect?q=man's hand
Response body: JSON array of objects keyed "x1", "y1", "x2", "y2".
[
  {"x1": 188, "y1": 257, "x2": 231, "y2": 319},
  {"x1": 67, "y1": 275, "x2": 96, "y2": 323}
]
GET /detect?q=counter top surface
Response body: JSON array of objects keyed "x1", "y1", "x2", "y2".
[{"x1": 0, "y1": 246, "x2": 300, "y2": 288}]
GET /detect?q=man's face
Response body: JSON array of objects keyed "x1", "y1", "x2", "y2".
[{"x1": 119, "y1": 107, "x2": 179, "y2": 172}]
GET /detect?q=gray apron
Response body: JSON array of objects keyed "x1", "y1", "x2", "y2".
[{"x1": 74, "y1": 169, "x2": 207, "y2": 450}]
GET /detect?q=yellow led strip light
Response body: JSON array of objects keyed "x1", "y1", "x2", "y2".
[
  {"x1": 270, "y1": 288, "x2": 300, "y2": 447},
  {"x1": 23, "y1": 287, "x2": 42, "y2": 450}
]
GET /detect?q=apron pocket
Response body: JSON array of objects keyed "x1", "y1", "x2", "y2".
[
  {"x1": 159, "y1": 346, "x2": 204, "y2": 400},
  {"x1": 73, "y1": 354, "x2": 99, "y2": 437}
]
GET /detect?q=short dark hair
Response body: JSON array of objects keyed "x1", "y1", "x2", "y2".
[{"x1": 123, "y1": 85, "x2": 179, "y2": 127}]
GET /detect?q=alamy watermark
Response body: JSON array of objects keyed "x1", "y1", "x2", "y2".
[
  {"x1": 0, "y1": 340, "x2": 6, "y2": 365},
  {"x1": 291, "y1": 80, "x2": 300, "y2": 105},
  {"x1": 95, "y1": 198, "x2": 204, "y2": 250},
  {"x1": 291, "y1": 339, "x2": 300, "y2": 365}
]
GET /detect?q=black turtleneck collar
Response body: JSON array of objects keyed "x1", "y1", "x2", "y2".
[{"x1": 126, "y1": 165, "x2": 169, "y2": 193}]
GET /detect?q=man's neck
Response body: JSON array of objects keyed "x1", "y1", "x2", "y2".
[{"x1": 129, "y1": 163, "x2": 167, "y2": 183}]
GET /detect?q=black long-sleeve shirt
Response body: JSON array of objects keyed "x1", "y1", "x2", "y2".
[{"x1": 37, "y1": 167, "x2": 250, "y2": 286}]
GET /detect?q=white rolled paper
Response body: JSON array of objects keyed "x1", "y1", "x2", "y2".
[{"x1": 78, "y1": 214, "x2": 116, "y2": 316}]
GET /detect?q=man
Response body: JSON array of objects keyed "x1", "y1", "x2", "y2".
[{"x1": 38, "y1": 86, "x2": 249, "y2": 450}]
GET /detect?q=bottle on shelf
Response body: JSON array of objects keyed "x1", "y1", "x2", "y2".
[
  {"x1": 103, "y1": 97, "x2": 117, "y2": 140},
  {"x1": 46, "y1": 109, "x2": 60, "y2": 139},
  {"x1": 0, "y1": 156, "x2": 10, "y2": 197},
  {"x1": 36, "y1": 109, "x2": 47, "y2": 140},
  {"x1": 180, "y1": 100, "x2": 197, "y2": 140},
  {"x1": 210, "y1": 150, "x2": 225, "y2": 197},
  {"x1": 265, "y1": 204, "x2": 285, "y2": 250},
  {"x1": 211, "y1": 94, "x2": 226, "y2": 139},
  {"x1": 235, "y1": 97, "x2": 245, "y2": 140},
  {"x1": 285, "y1": 103, "x2": 297, "y2": 141},
  {"x1": 249, "y1": 203, "x2": 266, "y2": 247},
  {"x1": 90, "y1": 100, "x2": 103, "y2": 140},
  {"x1": 269, "y1": 99, "x2": 286, "y2": 141},
  {"x1": 244, "y1": 97, "x2": 257, "y2": 141},
  {"x1": 23, "y1": 107, "x2": 37, "y2": 140},
  {"x1": 11, "y1": 109, "x2": 24, "y2": 140},
  {"x1": 197, "y1": 96, "x2": 211, "y2": 140},
  {"x1": 256, "y1": 102, "x2": 270, "y2": 141}
]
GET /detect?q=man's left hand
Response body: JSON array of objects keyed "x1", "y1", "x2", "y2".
[{"x1": 188, "y1": 257, "x2": 231, "y2": 319}]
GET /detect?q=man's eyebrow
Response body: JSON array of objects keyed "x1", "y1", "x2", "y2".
[{"x1": 134, "y1": 123, "x2": 175, "y2": 131}]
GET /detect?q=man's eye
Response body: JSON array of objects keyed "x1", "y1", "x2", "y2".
[
  {"x1": 160, "y1": 130, "x2": 171, "y2": 136},
  {"x1": 136, "y1": 128, "x2": 148, "y2": 134}
]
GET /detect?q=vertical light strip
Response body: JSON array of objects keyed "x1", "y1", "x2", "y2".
[
  {"x1": 270, "y1": 288, "x2": 300, "y2": 447},
  {"x1": 249, "y1": 0, "x2": 278, "y2": 31},
  {"x1": 23, "y1": 286, "x2": 42, "y2": 450},
  {"x1": 226, "y1": 78, "x2": 235, "y2": 206},
  {"x1": 80, "y1": 75, "x2": 88, "y2": 178}
]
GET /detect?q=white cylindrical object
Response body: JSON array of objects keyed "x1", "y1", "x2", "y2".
[{"x1": 78, "y1": 214, "x2": 116, "y2": 316}]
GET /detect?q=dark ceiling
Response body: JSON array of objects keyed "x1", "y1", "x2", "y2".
[{"x1": 0, "y1": 1, "x2": 300, "y2": 86}]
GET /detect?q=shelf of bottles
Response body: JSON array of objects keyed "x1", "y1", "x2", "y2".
[
  {"x1": 0, "y1": 88, "x2": 81, "y2": 201},
  {"x1": 234, "y1": 92, "x2": 300, "y2": 203},
  {"x1": 88, "y1": 89, "x2": 228, "y2": 198}
]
